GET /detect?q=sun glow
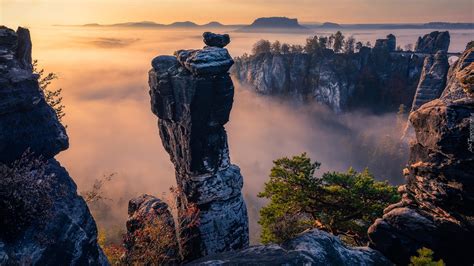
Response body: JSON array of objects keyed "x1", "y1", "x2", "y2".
[{"x1": 2, "y1": 0, "x2": 473, "y2": 29}]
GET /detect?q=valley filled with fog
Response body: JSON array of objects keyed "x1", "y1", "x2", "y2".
[{"x1": 28, "y1": 25, "x2": 473, "y2": 242}]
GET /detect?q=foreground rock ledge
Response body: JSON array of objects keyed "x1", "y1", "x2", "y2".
[
  {"x1": 148, "y1": 32, "x2": 249, "y2": 260},
  {"x1": 189, "y1": 230, "x2": 391, "y2": 266}
]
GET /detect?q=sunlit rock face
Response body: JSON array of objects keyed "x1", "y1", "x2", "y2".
[
  {"x1": 148, "y1": 32, "x2": 249, "y2": 260},
  {"x1": 402, "y1": 50, "x2": 450, "y2": 139},
  {"x1": 409, "y1": 51, "x2": 449, "y2": 112},
  {"x1": 189, "y1": 230, "x2": 391, "y2": 266},
  {"x1": 368, "y1": 47, "x2": 474, "y2": 265},
  {"x1": 0, "y1": 26, "x2": 107, "y2": 265},
  {"x1": 415, "y1": 31, "x2": 450, "y2": 54},
  {"x1": 232, "y1": 33, "x2": 443, "y2": 114}
]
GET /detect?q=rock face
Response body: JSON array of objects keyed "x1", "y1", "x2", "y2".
[
  {"x1": 402, "y1": 50, "x2": 450, "y2": 140},
  {"x1": 0, "y1": 26, "x2": 107, "y2": 265},
  {"x1": 368, "y1": 47, "x2": 474, "y2": 265},
  {"x1": 233, "y1": 37, "x2": 426, "y2": 113},
  {"x1": 123, "y1": 195, "x2": 180, "y2": 264},
  {"x1": 0, "y1": 26, "x2": 68, "y2": 163},
  {"x1": 409, "y1": 51, "x2": 449, "y2": 112},
  {"x1": 148, "y1": 33, "x2": 249, "y2": 260},
  {"x1": 415, "y1": 31, "x2": 450, "y2": 53},
  {"x1": 175, "y1": 47, "x2": 234, "y2": 76},
  {"x1": 203, "y1": 32, "x2": 230, "y2": 48},
  {"x1": 189, "y1": 230, "x2": 391, "y2": 266}
]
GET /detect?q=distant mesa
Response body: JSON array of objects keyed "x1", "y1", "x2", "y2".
[
  {"x1": 319, "y1": 22, "x2": 342, "y2": 29},
  {"x1": 168, "y1": 21, "x2": 198, "y2": 27},
  {"x1": 203, "y1": 21, "x2": 224, "y2": 27},
  {"x1": 237, "y1": 17, "x2": 310, "y2": 32}
]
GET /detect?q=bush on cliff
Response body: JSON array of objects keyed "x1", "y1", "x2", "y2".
[
  {"x1": 33, "y1": 60, "x2": 65, "y2": 123},
  {"x1": 258, "y1": 153, "x2": 400, "y2": 245},
  {"x1": 0, "y1": 151, "x2": 53, "y2": 240}
]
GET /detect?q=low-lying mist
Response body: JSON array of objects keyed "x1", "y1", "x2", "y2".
[
  {"x1": 81, "y1": 81, "x2": 408, "y2": 244},
  {"x1": 27, "y1": 25, "x2": 437, "y2": 244}
]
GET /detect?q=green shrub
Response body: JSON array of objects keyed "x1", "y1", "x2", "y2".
[
  {"x1": 258, "y1": 153, "x2": 400, "y2": 245},
  {"x1": 409, "y1": 248, "x2": 445, "y2": 266}
]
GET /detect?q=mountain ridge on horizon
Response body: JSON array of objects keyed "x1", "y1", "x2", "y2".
[{"x1": 70, "y1": 17, "x2": 474, "y2": 30}]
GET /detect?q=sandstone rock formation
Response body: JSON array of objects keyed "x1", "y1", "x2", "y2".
[
  {"x1": 233, "y1": 33, "x2": 429, "y2": 113},
  {"x1": 148, "y1": 32, "x2": 249, "y2": 260},
  {"x1": 123, "y1": 195, "x2": 180, "y2": 264},
  {"x1": 415, "y1": 31, "x2": 450, "y2": 53},
  {"x1": 189, "y1": 230, "x2": 391, "y2": 265},
  {"x1": 402, "y1": 50, "x2": 450, "y2": 140},
  {"x1": 368, "y1": 47, "x2": 474, "y2": 265},
  {"x1": 0, "y1": 26, "x2": 68, "y2": 163},
  {"x1": 408, "y1": 51, "x2": 449, "y2": 112},
  {"x1": 203, "y1": 32, "x2": 230, "y2": 48},
  {"x1": 0, "y1": 26, "x2": 107, "y2": 265}
]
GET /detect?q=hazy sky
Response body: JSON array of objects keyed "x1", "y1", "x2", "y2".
[{"x1": 2, "y1": 0, "x2": 473, "y2": 27}]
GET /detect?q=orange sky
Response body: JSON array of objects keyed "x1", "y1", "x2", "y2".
[{"x1": 2, "y1": 0, "x2": 473, "y2": 28}]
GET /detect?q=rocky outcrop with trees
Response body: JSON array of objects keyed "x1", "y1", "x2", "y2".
[
  {"x1": 368, "y1": 46, "x2": 474, "y2": 265},
  {"x1": 0, "y1": 26, "x2": 107, "y2": 265},
  {"x1": 232, "y1": 32, "x2": 451, "y2": 113}
]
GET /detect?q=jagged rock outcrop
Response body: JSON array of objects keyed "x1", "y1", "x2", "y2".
[
  {"x1": 442, "y1": 46, "x2": 474, "y2": 100},
  {"x1": 0, "y1": 26, "x2": 68, "y2": 163},
  {"x1": 415, "y1": 31, "x2": 450, "y2": 53},
  {"x1": 189, "y1": 230, "x2": 391, "y2": 265},
  {"x1": 368, "y1": 47, "x2": 474, "y2": 265},
  {"x1": 402, "y1": 50, "x2": 450, "y2": 140},
  {"x1": 233, "y1": 41, "x2": 425, "y2": 113},
  {"x1": 0, "y1": 26, "x2": 107, "y2": 265},
  {"x1": 148, "y1": 32, "x2": 249, "y2": 260},
  {"x1": 408, "y1": 51, "x2": 449, "y2": 112},
  {"x1": 123, "y1": 194, "x2": 180, "y2": 264},
  {"x1": 233, "y1": 32, "x2": 453, "y2": 113}
]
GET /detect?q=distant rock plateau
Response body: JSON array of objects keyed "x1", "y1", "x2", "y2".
[{"x1": 233, "y1": 31, "x2": 453, "y2": 114}]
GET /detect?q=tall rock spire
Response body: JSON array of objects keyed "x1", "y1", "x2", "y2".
[{"x1": 148, "y1": 32, "x2": 249, "y2": 260}]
